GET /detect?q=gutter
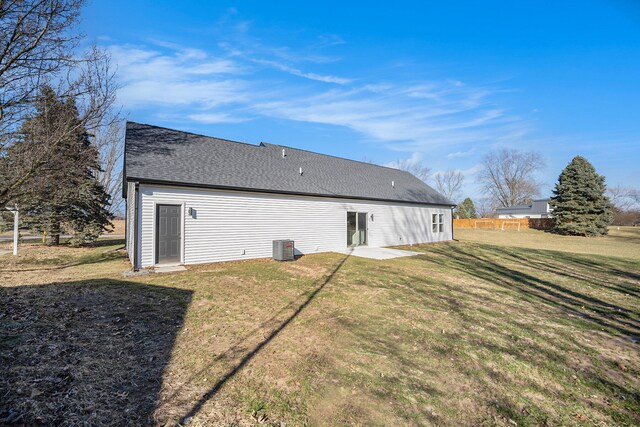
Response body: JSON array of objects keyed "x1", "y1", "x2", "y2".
[
  {"x1": 451, "y1": 206, "x2": 455, "y2": 241},
  {"x1": 133, "y1": 182, "x2": 140, "y2": 271}
]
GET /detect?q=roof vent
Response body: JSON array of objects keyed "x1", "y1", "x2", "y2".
[
  {"x1": 392, "y1": 180, "x2": 395, "y2": 188},
  {"x1": 299, "y1": 167, "x2": 303, "y2": 175},
  {"x1": 282, "y1": 148, "x2": 286, "y2": 158}
]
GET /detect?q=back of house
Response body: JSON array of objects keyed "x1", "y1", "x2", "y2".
[
  {"x1": 123, "y1": 122, "x2": 454, "y2": 269},
  {"x1": 496, "y1": 198, "x2": 552, "y2": 219}
]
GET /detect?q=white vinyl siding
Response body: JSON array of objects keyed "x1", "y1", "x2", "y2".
[
  {"x1": 137, "y1": 184, "x2": 452, "y2": 267},
  {"x1": 125, "y1": 181, "x2": 137, "y2": 266}
]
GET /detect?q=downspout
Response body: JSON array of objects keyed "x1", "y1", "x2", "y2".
[
  {"x1": 124, "y1": 199, "x2": 128, "y2": 251},
  {"x1": 451, "y1": 206, "x2": 455, "y2": 241},
  {"x1": 133, "y1": 182, "x2": 140, "y2": 271}
]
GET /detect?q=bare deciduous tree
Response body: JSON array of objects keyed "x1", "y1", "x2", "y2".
[
  {"x1": 93, "y1": 113, "x2": 124, "y2": 214},
  {"x1": 360, "y1": 156, "x2": 376, "y2": 164},
  {"x1": 480, "y1": 148, "x2": 544, "y2": 208},
  {"x1": 0, "y1": 0, "x2": 84, "y2": 140},
  {"x1": 475, "y1": 197, "x2": 497, "y2": 218},
  {"x1": 0, "y1": 47, "x2": 117, "y2": 206},
  {"x1": 606, "y1": 185, "x2": 640, "y2": 211},
  {"x1": 0, "y1": 0, "x2": 118, "y2": 207},
  {"x1": 389, "y1": 158, "x2": 431, "y2": 183},
  {"x1": 434, "y1": 170, "x2": 464, "y2": 203}
]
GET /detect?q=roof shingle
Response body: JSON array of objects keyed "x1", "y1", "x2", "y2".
[{"x1": 124, "y1": 122, "x2": 453, "y2": 206}]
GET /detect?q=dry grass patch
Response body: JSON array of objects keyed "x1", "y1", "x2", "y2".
[{"x1": 454, "y1": 226, "x2": 640, "y2": 260}]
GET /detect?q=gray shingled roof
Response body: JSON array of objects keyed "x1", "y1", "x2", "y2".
[{"x1": 124, "y1": 122, "x2": 453, "y2": 206}]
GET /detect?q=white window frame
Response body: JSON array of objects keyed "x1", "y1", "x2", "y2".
[{"x1": 432, "y1": 213, "x2": 445, "y2": 233}]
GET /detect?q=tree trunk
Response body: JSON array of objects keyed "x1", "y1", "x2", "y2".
[{"x1": 49, "y1": 222, "x2": 61, "y2": 246}]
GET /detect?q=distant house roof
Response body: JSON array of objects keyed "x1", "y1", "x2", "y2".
[
  {"x1": 123, "y1": 122, "x2": 453, "y2": 206},
  {"x1": 496, "y1": 198, "x2": 551, "y2": 214}
]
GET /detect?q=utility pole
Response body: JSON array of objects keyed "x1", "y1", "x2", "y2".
[
  {"x1": 6, "y1": 206, "x2": 19, "y2": 256},
  {"x1": 13, "y1": 208, "x2": 18, "y2": 256}
]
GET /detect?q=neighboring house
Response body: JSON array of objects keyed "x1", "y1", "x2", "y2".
[
  {"x1": 123, "y1": 122, "x2": 454, "y2": 270},
  {"x1": 496, "y1": 198, "x2": 552, "y2": 219}
]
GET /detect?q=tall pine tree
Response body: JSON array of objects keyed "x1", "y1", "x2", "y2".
[
  {"x1": 10, "y1": 85, "x2": 112, "y2": 245},
  {"x1": 550, "y1": 156, "x2": 612, "y2": 236},
  {"x1": 456, "y1": 197, "x2": 478, "y2": 219}
]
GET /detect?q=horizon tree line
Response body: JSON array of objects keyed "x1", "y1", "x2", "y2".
[{"x1": 389, "y1": 146, "x2": 628, "y2": 235}]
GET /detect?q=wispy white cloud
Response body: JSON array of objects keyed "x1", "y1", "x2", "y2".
[
  {"x1": 108, "y1": 44, "x2": 248, "y2": 112},
  {"x1": 312, "y1": 34, "x2": 347, "y2": 49},
  {"x1": 188, "y1": 112, "x2": 249, "y2": 124},
  {"x1": 217, "y1": 38, "x2": 349, "y2": 84},
  {"x1": 108, "y1": 24, "x2": 529, "y2": 151},
  {"x1": 447, "y1": 148, "x2": 477, "y2": 159},
  {"x1": 459, "y1": 163, "x2": 484, "y2": 177},
  {"x1": 254, "y1": 82, "x2": 525, "y2": 149},
  {"x1": 249, "y1": 57, "x2": 351, "y2": 84},
  {"x1": 384, "y1": 152, "x2": 424, "y2": 169}
]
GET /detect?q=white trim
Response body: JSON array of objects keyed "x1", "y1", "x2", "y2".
[
  {"x1": 136, "y1": 187, "x2": 143, "y2": 269},
  {"x1": 151, "y1": 200, "x2": 185, "y2": 266}
]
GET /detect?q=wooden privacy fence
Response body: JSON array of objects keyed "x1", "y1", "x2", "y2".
[{"x1": 454, "y1": 218, "x2": 554, "y2": 230}]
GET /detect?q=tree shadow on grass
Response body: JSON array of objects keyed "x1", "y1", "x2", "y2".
[
  {"x1": 90, "y1": 237, "x2": 126, "y2": 248},
  {"x1": 0, "y1": 279, "x2": 192, "y2": 426},
  {"x1": 423, "y1": 244, "x2": 640, "y2": 340},
  {"x1": 400, "y1": 246, "x2": 640, "y2": 424},
  {"x1": 485, "y1": 245, "x2": 640, "y2": 297},
  {"x1": 175, "y1": 253, "x2": 350, "y2": 425}
]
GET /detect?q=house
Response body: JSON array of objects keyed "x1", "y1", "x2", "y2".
[
  {"x1": 496, "y1": 198, "x2": 552, "y2": 219},
  {"x1": 123, "y1": 122, "x2": 454, "y2": 270}
]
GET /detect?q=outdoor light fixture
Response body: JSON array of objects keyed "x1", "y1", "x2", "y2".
[{"x1": 370, "y1": 213, "x2": 374, "y2": 221}]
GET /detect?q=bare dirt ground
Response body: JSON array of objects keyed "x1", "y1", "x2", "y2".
[{"x1": 1, "y1": 229, "x2": 639, "y2": 426}]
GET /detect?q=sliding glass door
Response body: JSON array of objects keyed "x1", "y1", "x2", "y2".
[
  {"x1": 357, "y1": 212, "x2": 367, "y2": 245},
  {"x1": 347, "y1": 212, "x2": 357, "y2": 246},
  {"x1": 347, "y1": 211, "x2": 368, "y2": 246}
]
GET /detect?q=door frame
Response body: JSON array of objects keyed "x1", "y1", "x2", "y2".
[
  {"x1": 357, "y1": 211, "x2": 368, "y2": 246},
  {"x1": 347, "y1": 211, "x2": 369, "y2": 247},
  {"x1": 152, "y1": 201, "x2": 185, "y2": 265}
]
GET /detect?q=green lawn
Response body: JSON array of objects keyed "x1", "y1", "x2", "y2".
[
  {"x1": 1, "y1": 228, "x2": 639, "y2": 426},
  {"x1": 455, "y1": 226, "x2": 640, "y2": 260}
]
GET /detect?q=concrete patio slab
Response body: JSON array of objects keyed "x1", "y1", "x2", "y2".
[
  {"x1": 336, "y1": 246, "x2": 422, "y2": 260},
  {"x1": 154, "y1": 265, "x2": 187, "y2": 273}
]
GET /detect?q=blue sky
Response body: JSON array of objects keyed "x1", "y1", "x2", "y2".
[{"x1": 81, "y1": 0, "x2": 640, "y2": 200}]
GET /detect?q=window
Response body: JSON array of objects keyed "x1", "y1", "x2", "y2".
[{"x1": 432, "y1": 213, "x2": 445, "y2": 233}]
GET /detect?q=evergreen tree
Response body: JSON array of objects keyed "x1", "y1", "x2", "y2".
[
  {"x1": 456, "y1": 197, "x2": 478, "y2": 219},
  {"x1": 10, "y1": 85, "x2": 112, "y2": 245},
  {"x1": 550, "y1": 156, "x2": 613, "y2": 236}
]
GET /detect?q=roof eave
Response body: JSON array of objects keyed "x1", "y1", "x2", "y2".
[{"x1": 125, "y1": 177, "x2": 456, "y2": 207}]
